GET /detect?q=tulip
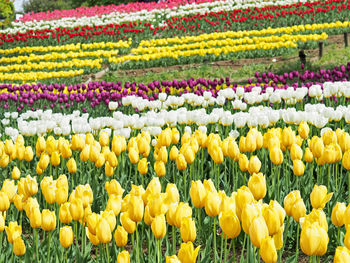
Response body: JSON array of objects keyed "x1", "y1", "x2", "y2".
[
  {"x1": 178, "y1": 242, "x2": 200, "y2": 263},
  {"x1": 117, "y1": 250, "x2": 130, "y2": 263},
  {"x1": 241, "y1": 203, "x2": 260, "y2": 234},
  {"x1": 260, "y1": 236, "x2": 277, "y2": 263},
  {"x1": 219, "y1": 211, "x2": 241, "y2": 239},
  {"x1": 270, "y1": 147, "x2": 283, "y2": 165},
  {"x1": 312, "y1": 137, "x2": 324, "y2": 159},
  {"x1": 114, "y1": 225, "x2": 128, "y2": 247},
  {"x1": 298, "y1": 121, "x2": 309, "y2": 140},
  {"x1": 331, "y1": 202, "x2": 346, "y2": 227},
  {"x1": 300, "y1": 222, "x2": 329, "y2": 256},
  {"x1": 152, "y1": 214, "x2": 167, "y2": 239},
  {"x1": 128, "y1": 147, "x2": 139, "y2": 164},
  {"x1": 334, "y1": 246, "x2": 350, "y2": 262},
  {"x1": 86, "y1": 213, "x2": 100, "y2": 235},
  {"x1": 67, "y1": 158, "x2": 77, "y2": 173},
  {"x1": 172, "y1": 128, "x2": 180, "y2": 144},
  {"x1": 169, "y1": 146, "x2": 179, "y2": 161},
  {"x1": 86, "y1": 228, "x2": 100, "y2": 246},
  {"x1": 190, "y1": 180, "x2": 206, "y2": 208},
  {"x1": 106, "y1": 194, "x2": 122, "y2": 216},
  {"x1": 2, "y1": 179, "x2": 16, "y2": 202},
  {"x1": 41, "y1": 209, "x2": 56, "y2": 231},
  {"x1": 30, "y1": 207, "x2": 41, "y2": 229},
  {"x1": 284, "y1": 190, "x2": 306, "y2": 222},
  {"x1": 262, "y1": 203, "x2": 282, "y2": 236},
  {"x1": 176, "y1": 153, "x2": 187, "y2": 171},
  {"x1": 105, "y1": 180, "x2": 124, "y2": 196},
  {"x1": 138, "y1": 158, "x2": 148, "y2": 175},
  {"x1": 107, "y1": 152, "x2": 118, "y2": 167},
  {"x1": 174, "y1": 202, "x2": 192, "y2": 228},
  {"x1": 344, "y1": 227, "x2": 350, "y2": 250},
  {"x1": 96, "y1": 217, "x2": 112, "y2": 243},
  {"x1": 180, "y1": 217, "x2": 196, "y2": 242},
  {"x1": 128, "y1": 195, "x2": 144, "y2": 223},
  {"x1": 235, "y1": 186, "x2": 254, "y2": 220},
  {"x1": 282, "y1": 127, "x2": 295, "y2": 149},
  {"x1": 5, "y1": 221, "x2": 22, "y2": 244},
  {"x1": 24, "y1": 146, "x2": 34, "y2": 162},
  {"x1": 291, "y1": 144, "x2": 303, "y2": 161},
  {"x1": 166, "y1": 255, "x2": 181, "y2": 263},
  {"x1": 304, "y1": 147, "x2": 313, "y2": 163},
  {"x1": 165, "y1": 184, "x2": 180, "y2": 205},
  {"x1": 56, "y1": 187, "x2": 68, "y2": 205},
  {"x1": 13, "y1": 194, "x2": 24, "y2": 212},
  {"x1": 238, "y1": 154, "x2": 249, "y2": 172},
  {"x1": 249, "y1": 215, "x2": 269, "y2": 248},
  {"x1": 248, "y1": 173, "x2": 266, "y2": 200},
  {"x1": 248, "y1": 155, "x2": 261, "y2": 174},
  {"x1": 154, "y1": 161, "x2": 166, "y2": 177},
  {"x1": 101, "y1": 210, "x2": 116, "y2": 232},
  {"x1": 60, "y1": 226, "x2": 73, "y2": 248},
  {"x1": 246, "y1": 130, "x2": 257, "y2": 153},
  {"x1": 205, "y1": 190, "x2": 221, "y2": 217},
  {"x1": 293, "y1": 160, "x2": 305, "y2": 176},
  {"x1": 11, "y1": 167, "x2": 20, "y2": 180},
  {"x1": 120, "y1": 212, "x2": 136, "y2": 234},
  {"x1": 310, "y1": 185, "x2": 333, "y2": 209},
  {"x1": 59, "y1": 202, "x2": 72, "y2": 224}
]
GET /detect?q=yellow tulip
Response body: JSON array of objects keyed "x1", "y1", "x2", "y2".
[
  {"x1": 269, "y1": 146, "x2": 283, "y2": 165},
  {"x1": 176, "y1": 153, "x2": 187, "y2": 171},
  {"x1": 101, "y1": 210, "x2": 116, "y2": 232},
  {"x1": 128, "y1": 195, "x2": 144, "y2": 223},
  {"x1": 41, "y1": 209, "x2": 56, "y2": 231},
  {"x1": 178, "y1": 242, "x2": 200, "y2": 263},
  {"x1": 59, "y1": 226, "x2": 73, "y2": 248},
  {"x1": 24, "y1": 146, "x2": 34, "y2": 162},
  {"x1": 304, "y1": 147, "x2": 313, "y2": 163},
  {"x1": 204, "y1": 190, "x2": 221, "y2": 217},
  {"x1": 290, "y1": 144, "x2": 302, "y2": 161},
  {"x1": 249, "y1": 215, "x2": 269, "y2": 248},
  {"x1": 343, "y1": 150, "x2": 350, "y2": 170},
  {"x1": 120, "y1": 212, "x2": 136, "y2": 234},
  {"x1": 69, "y1": 198, "x2": 84, "y2": 221},
  {"x1": 293, "y1": 160, "x2": 305, "y2": 176},
  {"x1": 99, "y1": 131, "x2": 109, "y2": 147},
  {"x1": 238, "y1": 154, "x2": 249, "y2": 172},
  {"x1": 241, "y1": 203, "x2": 260, "y2": 234},
  {"x1": 86, "y1": 228, "x2": 100, "y2": 246},
  {"x1": 151, "y1": 214, "x2": 167, "y2": 239},
  {"x1": 30, "y1": 207, "x2": 41, "y2": 229},
  {"x1": 219, "y1": 210, "x2": 241, "y2": 239},
  {"x1": 248, "y1": 173, "x2": 266, "y2": 201},
  {"x1": 117, "y1": 250, "x2": 130, "y2": 263},
  {"x1": 154, "y1": 161, "x2": 166, "y2": 177},
  {"x1": 106, "y1": 194, "x2": 122, "y2": 217},
  {"x1": 59, "y1": 202, "x2": 72, "y2": 224},
  {"x1": 96, "y1": 217, "x2": 112, "y2": 243},
  {"x1": 180, "y1": 217, "x2": 196, "y2": 242},
  {"x1": 105, "y1": 180, "x2": 124, "y2": 197},
  {"x1": 235, "y1": 186, "x2": 254, "y2": 220},
  {"x1": 11, "y1": 167, "x2": 20, "y2": 180},
  {"x1": 300, "y1": 222, "x2": 329, "y2": 256},
  {"x1": 298, "y1": 121, "x2": 309, "y2": 139},
  {"x1": 5, "y1": 221, "x2": 22, "y2": 244},
  {"x1": 169, "y1": 146, "x2": 179, "y2": 161},
  {"x1": 165, "y1": 184, "x2": 180, "y2": 205},
  {"x1": 67, "y1": 158, "x2": 77, "y2": 173},
  {"x1": 334, "y1": 246, "x2": 350, "y2": 263},
  {"x1": 86, "y1": 213, "x2": 100, "y2": 235},
  {"x1": 114, "y1": 225, "x2": 128, "y2": 247},
  {"x1": 166, "y1": 255, "x2": 181, "y2": 263},
  {"x1": 331, "y1": 202, "x2": 346, "y2": 227},
  {"x1": 13, "y1": 237, "x2": 26, "y2": 256},
  {"x1": 174, "y1": 202, "x2": 192, "y2": 228},
  {"x1": 190, "y1": 180, "x2": 206, "y2": 209},
  {"x1": 248, "y1": 156, "x2": 261, "y2": 174},
  {"x1": 310, "y1": 185, "x2": 333, "y2": 209},
  {"x1": 138, "y1": 158, "x2": 148, "y2": 175}
]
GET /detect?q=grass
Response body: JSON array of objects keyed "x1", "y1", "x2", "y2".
[{"x1": 103, "y1": 45, "x2": 350, "y2": 84}]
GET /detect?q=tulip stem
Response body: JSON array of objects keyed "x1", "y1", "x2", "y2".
[
  {"x1": 197, "y1": 208, "x2": 201, "y2": 244},
  {"x1": 280, "y1": 216, "x2": 291, "y2": 262},
  {"x1": 232, "y1": 238, "x2": 236, "y2": 263},
  {"x1": 220, "y1": 232, "x2": 224, "y2": 261},
  {"x1": 0, "y1": 232, "x2": 3, "y2": 252},
  {"x1": 240, "y1": 234, "x2": 247, "y2": 263},
  {"x1": 65, "y1": 248, "x2": 68, "y2": 263},
  {"x1": 223, "y1": 236, "x2": 228, "y2": 263},
  {"x1": 295, "y1": 224, "x2": 300, "y2": 261},
  {"x1": 82, "y1": 216, "x2": 86, "y2": 255},
  {"x1": 105, "y1": 244, "x2": 110, "y2": 263},
  {"x1": 134, "y1": 165, "x2": 137, "y2": 185},
  {"x1": 172, "y1": 226, "x2": 176, "y2": 255},
  {"x1": 213, "y1": 217, "x2": 217, "y2": 263},
  {"x1": 157, "y1": 239, "x2": 161, "y2": 263},
  {"x1": 33, "y1": 228, "x2": 39, "y2": 263},
  {"x1": 317, "y1": 256, "x2": 320, "y2": 263},
  {"x1": 337, "y1": 227, "x2": 340, "y2": 245},
  {"x1": 47, "y1": 231, "x2": 51, "y2": 262},
  {"x1": 136, "y1": 225, "x2": 140, "y2": 263}
]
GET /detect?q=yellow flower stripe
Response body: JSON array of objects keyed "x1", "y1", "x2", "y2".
[
  {"x1": 109, "y1": 33, "x2": 327, "y2": 64},
  {"x1": 139, "y1": 21, "x2": 348, "y2": 47},
  {"x1": 0, "y1": 50, "x2": 119, "y2": 64},
  {"x1": 0, "y1": 70, "x2": 84, "y2": 82},
  {"x1": 132, "y1": 33, "x2": 328, "y2": 54},
  {"x1": 0, "y1": 40, "x2": 131, "y2": 55},
  {"x1": 0, "y1": 59, "x2": 103, "y2": 72}
]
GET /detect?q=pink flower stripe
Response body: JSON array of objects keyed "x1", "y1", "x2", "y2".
[{"x1": 19, "y1": 0, "x2": 218, "y2": 22}]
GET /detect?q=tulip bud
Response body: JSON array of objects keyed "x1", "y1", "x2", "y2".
[
  {"x1": 12, "y1": 167, "x2": 20, "y2": 180},
  {"x1": 300, "y1": 222, "x2": 329, "y2": 256},
  {"x1": 310, "y1": 185, "x2": 333, "y2": 209},
  {"x1": 97, "y1": 217, "x2": 112, "y2": 243},
  {"x1": 117, "y1": 250, "x2": 130, "y2": 263},
  {"x1": 269, "y1": 147, "x2": 283, "y2": 165},
  {"x1": 13, "y1": 236, "x2": 26, "y2": 256},
  {"x1": 260, "y1": 236, "x2": 277, "y2": 263},
  {"x1": 180, "y1": 217, "x2": 196, "y2": 242},
  {"x1": 128, "y1": 195, "x2": 144, "y2": 223},
  {"x1": 175, "y1": 202, "x2": 192, "y2": 228},
  {"x1": 69, "y1": 198, "x2": 84, "y2": 221},
  {"x1": 238, "y1": 154, "x2": 249, "y2": 172},
  {"x1": 219, "y1": 210, "x2": 241, "y2": 239},
  {"x1": 241, "y1": 203, "x2": 260, "y2": 234},
  {"x1": 154, "y1": 161, "x2": 166, "y2": 177},
  {"x1": 151, "y1": 214, "x2": 167, "y2": 239},
  {"x1": 30, "y1": 207, "x2": 41, "y2": 229},
  {"x1": 248, "y1": 173, "x2": 266, "y2": 201},
  {"x1": 334, "y1": 246, "x2": 350, "y2": 262},
  {"x1": 114, "y1": 225, "x2": 128, "y2": 247},
  {"x1": 331, "y1": 202, "x2": 346, "y2": 227},
  {"x1": 282, "y1": 127, "x2": 295, "y2": 149},
  {"x1": 284, "y1": 190, "x2": 305, "y2": 222},
  {"x1": 298, "y1": 121, "x2": 309, "y2": 140},
  {"x1": 41, "y1": 209, "x2": 56, "y2": 231},
  {"x1": 293, "y1": 160, "x2": 305, "y2": 176},
  {"x1": 290, "y1": 144, "x2": 302, "y2": 161},
  {"x1": 249, "y1": 216, "x2": 269, "y2": 248},
  {"x1": 312, "y1": 137, "x2": 324, "y2": 159},
  {"x1": 67, "y1": 158, "x2": 77, "y2": 173},
  {"x1": 138, "y1": 158, "x2": 148, "y2": 175},
  {"x1": 343, "y1": 150, "x2": 350, "y2": 170},
  {"x1": 60, "y1": 226, "x2": 73, "y2": 248},
  {"x1": 190, "y1": 180, "x2": 206, "y2": 209},
  {"x1": 176, "y1": 153, "x2": 187, "y2": 171},
  {"x1": 120, "y1": 212, "x2": 136, "y2": 234},
  {"x1": 178, "y1": 242, "x2": 200, "y2": 263},
  {"x1": 204, "y1": 190, "x2": 221, "y2": 217},
  {"x1": 304, "y1": 147, "x2": 313, "y2": 163},
  {"x1": 248, "y1": 156, "x2": 261, "y2": 174},
  {"x1": 0, "y1": 192, "x2": 10, "y2": 212}
]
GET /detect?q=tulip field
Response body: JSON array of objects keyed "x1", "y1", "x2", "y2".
[{"x1": 2, "y1": 0, "x2": 350, "y2": 262}]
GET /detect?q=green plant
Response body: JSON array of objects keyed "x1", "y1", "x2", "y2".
[
  {"x1": 23, "y1": 0, "x2": 73, "y2": 14},
  {"x1": 0, "y1": 0, "x2": 14, "y2": 27}
]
